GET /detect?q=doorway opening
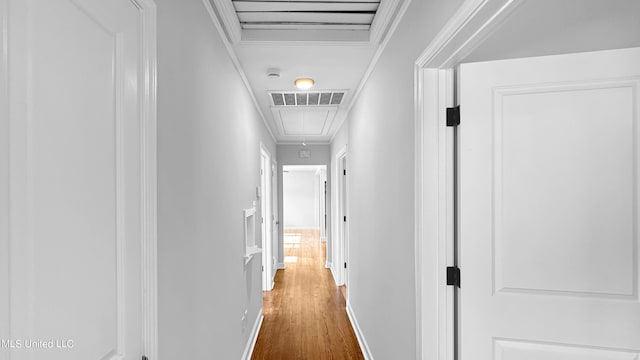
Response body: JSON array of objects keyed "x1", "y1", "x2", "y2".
[{"x1": 282, "y1": 165, "x2": 328, "y2": 266}]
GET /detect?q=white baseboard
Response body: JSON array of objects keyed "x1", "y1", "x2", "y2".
[
  {"x1": 242, "y1": 309, "x2": 264, "y2": 360},
  {"x1": 346, "y1": 301, "x2": 374, "y2": 360},
  {"x1": 277, "y1": 262, "x2": 285, "y2": 269},
  {"x1": 320, "y1": 236, "x2": 327, "y2": 242},
  {"x1": 325, "y1": 261, "x2": 332, "y2": 269},
  {"x1": 330, "y1": 264, "x2": 341, "y2": 286}
]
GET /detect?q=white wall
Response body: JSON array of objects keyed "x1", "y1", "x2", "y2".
[
  {"x1": 283, "y1": 170, "x2": 318, "y2": 229},
  {"x1": 332, "y1": 0, "x2": 464, "y2": 358},
  {"x1": 156, "y1": 0, "x2": 276, "y2": 358}
]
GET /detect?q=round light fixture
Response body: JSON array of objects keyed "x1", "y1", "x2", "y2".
[
  {"x1": 266, "y1": 68, "x2": 280, "y2": 78},
  {"x1": 294, "y1": 78, "x2": 315, "y2": 90}
]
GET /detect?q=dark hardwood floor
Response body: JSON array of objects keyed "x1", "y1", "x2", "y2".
[{"x1": 251, "y1": 229, "x2": 364, "y2": 360}]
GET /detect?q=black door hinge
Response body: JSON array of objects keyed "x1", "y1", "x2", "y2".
[
  {"x1": 446, "y1": 266, "x2": 461, "y2": 287},
  {"x1": 343, "y1": 169, "x2": 346, "y2": 175},
  {"x1": 446, "y1": 105, "x2": 460, "y2": 127},
  {"x1": 343, "y1": 216, "x2": 346, "y2": 222},
  {"x1": 344, "y1": 262, "x2": 347, "y2": 269},
  {"x1": 142, "y1": 356, "x2": 148, "y2": 360}
]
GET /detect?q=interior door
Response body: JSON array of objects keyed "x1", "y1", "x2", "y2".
[
  {"x1": 458, "y1": 47, "x2": 640, "y2": 359},
  {"x1": 4, "y1": 0, "x2": 145, "y2": 358}
]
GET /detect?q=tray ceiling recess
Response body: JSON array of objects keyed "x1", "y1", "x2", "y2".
[
  {"x1": 270, "y1": 91, "x2": 345, "y2": 106},
  {"x1": 232, "y1": 0, "x2": 381, "y2": 31}
]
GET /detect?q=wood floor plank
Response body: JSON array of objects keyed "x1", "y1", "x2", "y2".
[{"x1": 252, "y1": 229, "x2": 363, "y2": 360}]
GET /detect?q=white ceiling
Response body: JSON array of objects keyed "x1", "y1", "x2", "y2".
[
  {"x1": 208, "y1": 0, "x2": 405, "y2": 144},
  {"x1": 210, "y1": 0, "x2": 640, "y2": 144},
  {"x1": 235, "y1": 42, "x2": 376, "y2": 143}
]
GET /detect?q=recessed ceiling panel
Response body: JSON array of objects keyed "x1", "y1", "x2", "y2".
[
  {"x1": 233, "y1": 0, "x2": 380, "y2": 31},
  {"x1": 279, "y1": 109, "x2": 331, "y2": 135}
]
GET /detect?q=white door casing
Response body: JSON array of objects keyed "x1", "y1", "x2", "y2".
[
  {"x1": 2, "y1": 0, "x2": 157, "y2": 359},
  {"x1": 458, "y1": 47, "x2": 640, "y2": 359},
  {"x1": 339, "y1": 153, "x2": 348, "y2": 288},
  {"x1": 271, "y1": 160, "x2": 279, "y2": 274},
  {"x1": 260, "y1": 145, "x2": 273, "y2": 291}
]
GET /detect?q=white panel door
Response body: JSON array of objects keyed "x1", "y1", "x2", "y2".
[
  {"x1": 458, "y1": 47, "x2": 640, "y2": 359},
  {"x1": 4, "y1": 0, "x2": 145, "y2": 359}
]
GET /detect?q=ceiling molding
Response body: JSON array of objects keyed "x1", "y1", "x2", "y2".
[
  {"x1": 201, "y1": 0, "x2": 278, "y2": 143},
  {"x1": 331, "y1": 0, "x2": 413, "y2": 142},
  {"x1": 207, "y1": 0, "x2": 242, "y2": 43},
  {"x1": 414, "y1": 0, "x2": 525, "y2": 68},
  {"x1": 369, "y1": 0, "x2": 403, "y2": 44},
  {"x1": 277, "y1": 141, "x2": 331, "y2": 146},
  {"x1": 236, "y1": 39, "x2": 372, "y2": 48},
  {"x1": 240, "y1": 29, "x2": 370, "y2": 43}
]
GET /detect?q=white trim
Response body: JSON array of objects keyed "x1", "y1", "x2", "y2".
[
  {"x1": 333, "y1": 145, "x2": 348, "y2": 286},
  {"x1": 325, "y1": 260, "x2": 332, "y2": 269},
  {"x1": 368, "y1": 0, "x2": 403, "y2": 44},
  {"x1": 260, "y1": 143, "x2": 274, "y2": 292},
  {"x1": 330, "y1": 264, "x2": 339, "y2": 285},
  {"x1": 331, "y1": 0, "x2": 413, "y2": 143},
  {"x1": 201, "y1": 0, "x2": 277, "y2": 143},
  {"x1": 136, "y1": 0, "x2": 159, "y2": 358},
  {"x1": 208, "y1": 0, "x2": 242, "y2": 43},
  {"x1": 413, "y1": 0, "x2": 525, "y2": 359},
  {"x1": 242, "y1": 29, "x2": 370, "y2": 43},
  {"x1": 277, "y1": 140, "x2": 331, "y2": 146},
  {"x1": 346, "y1": 301, "x2": 374, "y2": 360},
  {"x1": 277, "y1": 262, "x2": 285, "y2": 269},
  {"x1": 242, "y1": 309, "x2": 264, "y2": 360},
  {"x1": 236, "y1": 40, "x2": 372, "y2": 48},
  {"x1": 414, "y1": 0, "x2": 524, "y2": 68}
]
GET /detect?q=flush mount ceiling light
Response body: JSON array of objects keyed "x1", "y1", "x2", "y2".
[{"x1": 294, "y1": 78, "x2": 314, "y2": 90}]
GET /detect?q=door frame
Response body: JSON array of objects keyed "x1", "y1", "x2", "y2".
[
  {"x1": 334, "y1": 146, "x2": 348, "y2": 288},
  {"x1": 137, "y1": 1, "x2": 159, "y2": 358},
  {"x1": 260, "y1": 143, "x2": 274, "y2": 291},
  {"x1": 413, "y1": 0, "x2": 526, "y2": 358}
]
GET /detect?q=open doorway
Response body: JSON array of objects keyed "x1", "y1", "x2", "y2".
[{"x1": 282, "y1": 165, "x2": 328, "y2": 266}]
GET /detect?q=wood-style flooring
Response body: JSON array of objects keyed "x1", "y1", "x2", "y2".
[{"x1": 251, "y1": 229, "x2": 364, "y2": 360}]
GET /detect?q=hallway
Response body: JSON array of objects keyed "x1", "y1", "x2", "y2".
[
  {"x1": 252, "y1": 230, "x2": 363, "y2": 359},
  {"x1": 2, "y1": 0, "x2": 639, "y2": 359}
]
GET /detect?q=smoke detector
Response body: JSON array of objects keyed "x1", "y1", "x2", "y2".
[{"x1": 266, "y1": 68, "x2": 280, "y2": 78}]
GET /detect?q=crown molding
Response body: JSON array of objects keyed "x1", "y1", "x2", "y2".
[
  {"x1": 331, "y1": 0, "x2": 413, "y2": 142},
  {"x1": 207, "y1": 0, "x2": 241, "y2": 43},
  {"x1": 369, "y1": 0, "x2": 403, "y2": 44},
  {"x1": 201, "y1": 0, "x2": 277, "y2": 143}
]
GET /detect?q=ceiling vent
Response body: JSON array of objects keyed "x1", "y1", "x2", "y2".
[
  {"x1": 233, "y1": 1, "x2": 380, "y2": 31},
  {"x1": 270, "y1": 91, "x2": 346, "y2": 107}
]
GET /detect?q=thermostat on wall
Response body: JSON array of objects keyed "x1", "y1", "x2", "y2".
[{"x1": 299, "y1": 149, "x2": 311, "y2": 158}]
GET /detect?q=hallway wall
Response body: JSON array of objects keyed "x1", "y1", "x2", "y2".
[
  {"x1": 283, "y1": 170, "x2": 319, "y2": 230},
  {"x1": 334, "y1": 0, "x2": 464, "y2": 358},
  {"x1": 156, "y1": 0, "x2": 276, "y2": 358}
]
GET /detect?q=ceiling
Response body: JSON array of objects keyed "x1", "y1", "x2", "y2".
[
  {"x1": 233, "y1": 0, "x2": 380, "y2": 31},
  {"x1": 208, "y1": 0, "x2": 405, "y2": 144}
]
